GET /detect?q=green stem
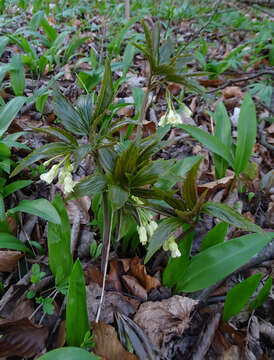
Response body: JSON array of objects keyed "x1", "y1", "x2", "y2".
[{"x1": 136, "y1": 73, "x2": 153, "y2": 140}]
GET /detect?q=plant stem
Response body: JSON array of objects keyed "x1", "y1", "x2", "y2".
[
  {"x1": 136, "y1": 73, "x2": 152, "y2": 140},
  {"x1": 100, "y1": 191, "x2": 110, "y2": 274},
  {"x1": 95, "y1": 209, "x2": 114, "y2": 323}
]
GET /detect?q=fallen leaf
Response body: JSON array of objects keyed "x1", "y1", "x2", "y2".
[
  {"x1": 197, "y1": 175, "x2": 234, "y2": 196},
  {"x1": 56, "y1": 320, "x2": 66, "y2": 348},
  {"x1": 107, "y1": 259, "x2": 123, "y2": 291},
  {"x1": 0, "y1": 318, "x2": 48, "y2": 357},
  {"x1": 222, "y1": 86, "x2": 243, "y2": 99},
  {"x1": 85, "y1": 265, "x2": 103, "y2": 286},
  {"x1": 86, "y1": 283, "x2": 139, "y2": 324},
  {"x1": 92, "y1": 321, "x2": 138, "y2": 360},
  {"x1": 121, "y1": 275, "x2": 147, "y2": 301},
  {"x1": 134, "y1": 295, "x2": 198, "y2": 348},
  {"x1": 0, "y1": 251, "x2": 23, "y2": 272},
  {"x1": 66, "y1": 197, "x2": 91, "y2": 224},
  {"x1": 130, "y1": 257, "x2": 161, "y2": 293}
]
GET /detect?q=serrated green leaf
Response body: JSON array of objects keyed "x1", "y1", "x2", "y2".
[
  {"x1": 178, "y1": 124, "x2": 234, "y2": 166},
  {"x1": 109, "y1": 184, "x2": 129, "y2": 210},
  {"x1": 201, "y1": 202, "x2": 264, "y2": 234},
  {"x1": 11, "y1": 142, "x2": 73, "y2": 177},
  {"x1": 182, "y1": 158, "x2": 202, "y2": 209},
  {"x1": 223, "y1": 274, "x2": 261, "y2": 322},
  {"x1": 234, "y1": 93, "x2": 257, "y2": 175},
  {"x1": 90, "y1": 57, "x2": 114, "y2": 128},
  {"x1": 0, "y1": 233, "x2": 32, "y2": 255},
  {"x1": 8, "y1": 199, "x2": 61, "y2": 224},
  {"x1": 71, "y1": 173, "x2": 108, "y2": 198},
  {"x1": 145, "y1": 217, "x2": 183, "y2": 263},
  {"x1": 178, "y1": 232, "x2": 273, "y2": 292},
  {"x1": 53, "y1": 88, "x2": 89, "y2": 135},
  {"x1": 48, "y1": 194, "x2": 73, "y2": 286},
  {"x1": 66, "y1": 259, "x2": 89, "y2": 347},
  {"x1": 200, "y1": 222, "x2": 228, "y2": 251},
  {"x1": 250, "y1": 276, "x2": 272, "y2": 311}
]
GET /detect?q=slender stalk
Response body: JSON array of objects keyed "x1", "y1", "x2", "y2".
[
  {"x1": 136, "y1": 73, "x2": 153, "y2": 140},
  {"x1": 100, "y1": 191, "x2": 110, "y2": 274},
  {"x1": 95, "y1": 209, "x2": 114, "y2": 323}
]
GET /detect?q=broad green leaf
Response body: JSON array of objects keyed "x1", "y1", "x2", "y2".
[
  {"x1": 0, "y1": 143, "x2": 10, "y2": 158},
  {"x1": 0, "y1": 233, "x2": 32, "y2": 255},
  {"x1": 145, "y1": 217, "x2": 183, "y2": 263},
  {"x1": 250, "y1": 276, "x2": 272, "y2": 311},
  {"x1": 223, "y1": 274, "x2": 261, "y2": 322},
  {"x1": 40, "y1": 17, "x2": 57, "y2": 42},
  {"x1": 0, "y1": 97, "x2": 26, "y2": 138},
  {"x1": 178, "y1": 124, "x2": 234, "y2": 166},
  {"x1": 3, "y1": 180, "x2": 33, "y2": 198},
  {"x1": 201, "y1": 202, "x2": 264, "y2": 234},
  {"x1": 98, "y1": 148, "x2": 117, "y2": 174},
  {"x1": 163, "y1": 225, "x2": 194, "y2": 288},
  {"x1": 178, "y1": 232, "x2": 273, "y2": 292},
  {"x1": 66, "y1": 259, "x2": 89, "y2": 347},
  {"x1": 10, "y1": 53, "x2": 25, "y2": 96},
  {"x1": 131, "y1": 159, "x2": 168, "y2": 188},
  {"x1": 200, "y1": 222, "x2": 228, "y2": 251},
  {"x1": 11, "y1": 142, "x2": 73, "y2": 177},
  {"x1": 0, "y1": 36, "x2": 9, "y2": 58},
  {"x1": 182, "y1": 158, "x2": 202, "y2": 209},
  {"x1": 0, "y1": 63, "x2": 12, "y2": 84},
  {"x1": 71, "y1": 173, "x2": 108, "y2": 198},
  {"x1": 53, "y1": 88, "x2": 89, "y2": 135},
  {"x1": 48, "y1": 194, "x2": 73, "y2": 286},
  {"x1": 214, "y1": 102, "x2": 232, "y2": 178},
  {"x1": 38, "y1": 347, "x2": 99, "y2": 360},
  {"x1": 35, "y1": 93, "x2": 48, "y2": 114},
  {"x1": 8, "y1": 199, "x2": 61, "y2": 224},
  {"x1": 234, "y1": 93, "x2": 257, "y2": 175},
  {"x1": 132, "y1": 87, "x2": 145, "y2": 114},
  {"x1": 152, "y1": 22, "x2": 160, "y2": 65},
  {"x1": 90, "y1": 57, "x2": 114, "y2": 127},
  {"x1": 109, "y1": 184, "x2": 129, "y2": 210}
]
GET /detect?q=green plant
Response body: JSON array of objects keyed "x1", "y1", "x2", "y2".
[
  {"x1": 223, "y1": 275, "x2": 272, "y2": 322},
  {"x1": 37, "y1": 347, "x2": 99, "y2": 360},
  {"x1": 178, "y1": 93, "x2": 257, "y2": 180}
]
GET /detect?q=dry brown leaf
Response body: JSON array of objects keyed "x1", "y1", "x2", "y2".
[
  {"x1": 56, "y1": 320, "x2": 66, "y2": 348},
  {"x1": 217, "y1": 345, "x2": 242, "y2": 360},
  {"x1": 197, "y1": 175, "x2": 234, "y2": 196},
  {"x1": 63, "y1": 64, "x2": 74, "y2": 81},
  {"x1": 86, "y1": 283, "x2": 139, "y2": 324},
  {"x1": 92, "y1": 321, "x2": 138, "y2": 360},
  {"x1": 0, "y1": 318, "x2": 48, "y2": 358},
  {"x1": 0, "y1": 251, "x2": 23, "y2": 272},
  {"x1": 11, "y1": 299, "x2": 33, "y2": 321},
  {"x1": 198, "y1": 77, "x2": 226, "y2": 87},
  {"x1": 107, "y1": 259, "x2": 123, "y2": 291},
  {"x1": 66, "y1": 197, "x2": 91, "y2": 224},
  {"x1": 85, "y1": 265, "x2": 103, "y2": 286},
  {"x1": 121, "y1": 275, "x2": 147, "y2": 301},
  {"x1": 222, "y1": 86, "x2": 243, "y2": 99},
  {"x1": 134, "y1": 295, "x2": 198, "y2": 348},
  {"x1": 130, "y1": 257, "x2": 161, "y2": 293}
]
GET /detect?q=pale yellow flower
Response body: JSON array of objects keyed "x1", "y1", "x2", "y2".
[
  {"x1": 147, "y1": 220, "x2": 158, "y2": 237},
  {"x1": 159, "y1": 109, "x2": 181, "y2": 127},
  {"x1": 163, "y1": 235, "x2": 181, "y2": 258},
  {"x1": 40, "y1": 164, "x2": 59, "y2": 184},
  {"x1": 58, "y1": 164, "x2": 75, "y2": 194},
  {"x1": 137, "y1": 225, "x2": 148, "y2": 245}
]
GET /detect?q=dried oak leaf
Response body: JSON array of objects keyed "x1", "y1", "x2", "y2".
[
  {"x1": 130, "y1": 257, "x2": 161, "y2": 293},
  {"x1": 134, "y1": 295, "x2": 198, "y2": 349},
  {"x1": 0, "y1": 318, "x2": 48, "y2": 358},
  {"x1": 0, "y1": 251, "x2": 24, "y2": 272},
  {"x1": 92, "y1": 321, "x2": 138, "y2": 360},
  {"x1": 85, "y1": 265, "x2": 103, "y2": 286}
]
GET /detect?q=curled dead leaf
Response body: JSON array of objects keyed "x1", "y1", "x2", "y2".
[
  {"x1": 130, "y1": 257, "x2": 161, "y2": 293},
  {"x1": 92, "y1": 321, "x2": 138, "y2": 360},
  {"x1": 134, "y1": 295, "x2": 198, "y2": 349},
  {"x1": 122, "y1": 275, "x2": 147, "y2": 301},
  {"x1": 0, "y1": 318, "x2": 48, "y2": 358},
  {"x1": 0, "y1": 251, "x2": 23, "y2": 272}
]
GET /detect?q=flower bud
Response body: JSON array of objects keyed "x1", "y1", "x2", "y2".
[{"x1": 137, "y1": 225, "x2": 148, "y2": 245}]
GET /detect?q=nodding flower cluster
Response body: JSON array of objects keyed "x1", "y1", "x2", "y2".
[
  {"x1": 40, "y1": 157, "x2": 75, "y2": 195},
  {"x1": 163, "y1": 235, "x2": 181, "y2": 258},
  {"x1": 158, "y1": 109, "x2": 182, "y2": 127}
]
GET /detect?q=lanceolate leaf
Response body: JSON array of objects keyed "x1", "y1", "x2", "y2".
[
  {"x1": 145, "y1": 217, "x2": 183, "y2": 263},
  {"x1": 0, "y1": 97, "x2": 26, "y2": 138},
  {"x1": 109, "y1": 184, "x2": 129, "y2": 210},
  {"x1": 182, "y1": 158, "x2": 202, "y2": 210},
  {"x1": 31, "y1": 126, "x2": 78, "y2": 146},
  {"x1": 48, "y1": 194, "x2": 73, "y2": 286},
  {"x1": 223, "y1": 274, "x2": 262, "y2": 322},
  {"x1": 11, "y1": 142, "x2": 74, "y2": 177},
  {"x1": 234, "y1": 93, "x2": 257, "y2": 175},
  {"x1": 200, "y1": 222, "x2": 228, "y2": 252},
  {"x1": 10, "y1": 53, "x2": 25, "y2": 96},
  {"x1": 201, "y1": 202, "x2": 264, "y2": 234},
  {"x1": 0, "y1": 233, "x2": 32, "y2": 255},
  {"x1": 178, "y1": 124, "x2": 234, "y2": 166},
  {"x1": 250, "y1": 276, "x2": 272, "y2": 311},
  {"x1": 90, "y1": 57, "x2": 114, "y2": 127},
  {"x1": 0, "y1": 196, "x2": 10, "y2": 233},
  {"x1": 66, "y1": 259, "x2": 90, "y2": 347},
  {"x1": 71, "y1": 173, "x2": 108, "y2": 198},
  {"x1": 8, "y1": 199, "x2": 61, "y2": 224},
  {"x1": 3, "y1": 180, "x2": 33, "y2": 198},
  {"x1": 177, "y1": 232, "x2": 273, "y2": 292}
]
